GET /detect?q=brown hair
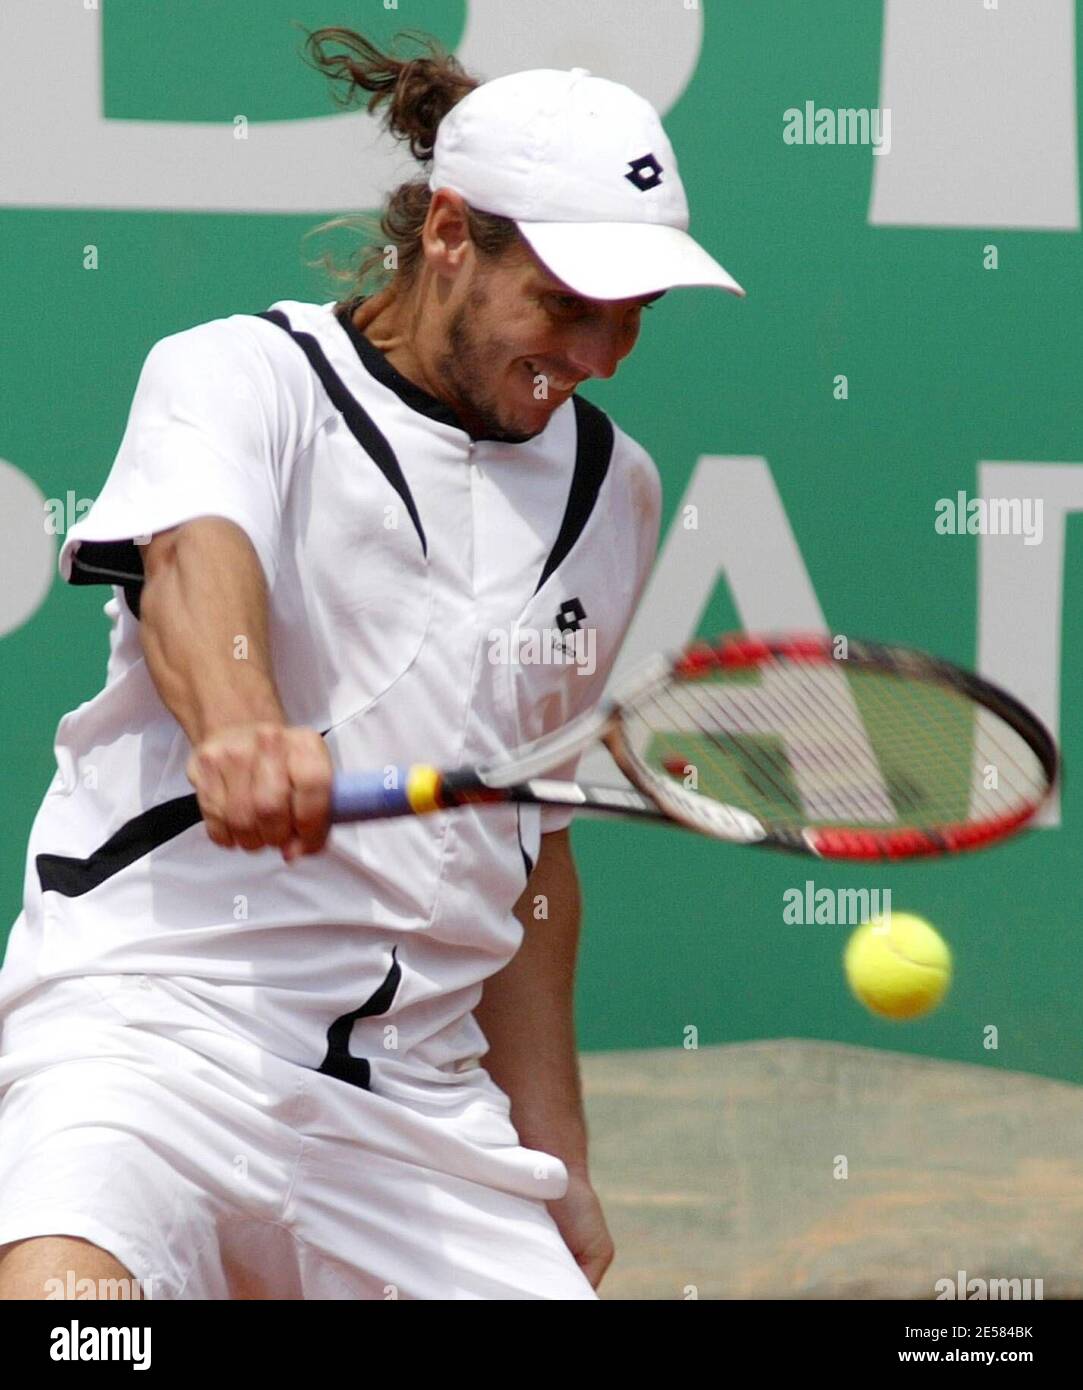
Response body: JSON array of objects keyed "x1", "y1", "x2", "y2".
[{"x1": 300, "y1": 27, "x2": 524, "y2": 304}]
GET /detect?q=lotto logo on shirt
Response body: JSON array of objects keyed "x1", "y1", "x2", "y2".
[{"x1": 486, "y1": 623, "x2": 597, "y2": 676}]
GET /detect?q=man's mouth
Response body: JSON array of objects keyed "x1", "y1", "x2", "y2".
[{"x1": 525, "y1": 360, "x2": 580, "y2": 393}]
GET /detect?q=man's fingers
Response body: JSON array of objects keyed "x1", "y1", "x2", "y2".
[
  {"x1": 215, "y1": 742, "x2": 263, "y2": 850},
  {"x1": 190, "y1": 738, "x2": 261, "y2": 851},
  {"x1": 287, "y1": 732, "x2": 333, "y2": 854},
  {"x1": 187, "y1": 750, "x2": 236, "y2": 849},
  {"x1": 250, "y1": 725, "x2": 292, "y2": 847},
  {"x1": 189, "y1": 724, "x2": 330, "y2": 856}
]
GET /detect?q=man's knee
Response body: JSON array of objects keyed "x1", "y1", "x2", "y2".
[{"x1": 0, "y1": 1235, "x2": 142, "y2": 1300}]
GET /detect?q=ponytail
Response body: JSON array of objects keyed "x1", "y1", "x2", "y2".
[
  {"x1": 300, "y1": 27, "x2": 520, "y2": 299},
  {"x1": 303, "y1": 25, "x2": 477, "y2": 162}
]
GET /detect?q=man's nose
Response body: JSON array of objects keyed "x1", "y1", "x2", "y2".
[{"x1": 565, "y1": 322, "x2": 628, "y2": 381}]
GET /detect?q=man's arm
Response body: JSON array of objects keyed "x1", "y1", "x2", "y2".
[
  {"x1": 475, "y1": 826, "x2": 588, "y2": 1167},
  {"x1": 474, "y1": 826, "x2": 615, "y2": 1287},
  {"x1": 137, "y1": 516, "x2": 332, "y2": 859},
  {"x1": 139, "y1": 517, "x2": 286, "y2": 744}
]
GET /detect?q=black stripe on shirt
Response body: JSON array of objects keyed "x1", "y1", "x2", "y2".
[
  {"x1": 534, "y1": 394, "x2": 615, "y2": 595},
  {"x1": 256, "y1": 308, "x2": 428, "y2": 557},
  {"x1": 36, "y1": 729, "x2": 334, "y2": 897},
  {"x1": 36, "y1": 793, "x2": 202, "y2": 897}
]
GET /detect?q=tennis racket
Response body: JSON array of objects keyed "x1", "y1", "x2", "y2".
[{"x1": 328, "y1": 632, "x2": 1058, "y2": 861}]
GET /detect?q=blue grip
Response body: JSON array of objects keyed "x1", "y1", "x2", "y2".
[{"x1": 330, "y1": 770, "x2": 413, "y2": 822}]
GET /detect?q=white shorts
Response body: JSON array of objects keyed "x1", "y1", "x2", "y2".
[{"x1": 0, "y1": 972, "x2": 597, "y2": 1300}]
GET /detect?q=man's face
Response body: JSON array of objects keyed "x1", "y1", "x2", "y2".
[{"x1": 431, "y1": 245, "x2": 664, "y2": 444}]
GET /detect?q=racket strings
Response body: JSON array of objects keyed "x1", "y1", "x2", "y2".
[
  {"x1": 687, "y1": 666, "x2": 904, "y2": 819},
  {"x1": 797, "y1": 665, "x2": 1046, "y2": 815},
  {"x1": 962, "y1": 706, "x2": 1048, "y2": 810},
  {"x1": 754, "y1": 662, "x2": 981, "y2": 817},
  {"x1": 624, "y1": 660, "x2": 1047, "y2": 830},
  {"x1": 662, "y1": 669, "x2": 905, "y2": 824},
  {"x1": 654, "y1": 679, "x2": 826, "y2": 818},
  {"x1": 630, "y1": 674, "x2": 881, "y2": 825},
  {"x1": 669, "y1": 675, "x2": 893, "y2": 822}
]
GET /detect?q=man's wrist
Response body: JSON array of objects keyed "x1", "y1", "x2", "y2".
[{"x1": 191, "y1": 687, "x2": 287, "y2": 744}]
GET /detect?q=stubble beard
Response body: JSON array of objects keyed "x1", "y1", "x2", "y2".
[{"x1": 434, "y1": 284, "x2": 541, "y2": 445}]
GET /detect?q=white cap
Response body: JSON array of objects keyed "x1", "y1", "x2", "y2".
[{"x1": 427, "y1": 67, "x2": 745, "y2": 302}]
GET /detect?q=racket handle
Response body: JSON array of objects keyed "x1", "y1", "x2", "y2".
[
  {"x1": 330, "y1": 766, "x2": 448, "y2": 822},
  {"x1": 330, "y1": 769, "x2": 413, "y2": 822}
]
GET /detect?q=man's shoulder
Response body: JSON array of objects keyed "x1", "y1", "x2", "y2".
[
  {"x1": 144, "y1": 298, "x2": 332, "y2": 362},
  {"x1": 136, "y1": 300, "x2": 336, "y2": 409},
  {"x1": 570, "y1": 396, "x2": 658, "y2": 479}
]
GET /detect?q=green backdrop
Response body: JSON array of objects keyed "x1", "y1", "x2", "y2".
[{"x1": 2, "y1": 1, "x2": 1080, "y2": 1081}]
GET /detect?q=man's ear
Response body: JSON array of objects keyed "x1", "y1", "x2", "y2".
[{"x1": 423, "y1": 188, "x2": 473, "y2": 276}]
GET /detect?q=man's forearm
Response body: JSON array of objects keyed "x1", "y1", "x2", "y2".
[
  {"x1": 138, "y1": 517, "x2": 286, "y2": 744},
  {"x1": 474, "y1": 827, "x2": 590, "y2": 1172}
]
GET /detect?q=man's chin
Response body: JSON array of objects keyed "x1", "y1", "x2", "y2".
[
  {"x1": 460, "y1": 389, "x2": 556, "y2": 443},
  {"x1": 491, "y1": 424, "x2": 543, "y2": 444},
  {"x1": 472, "y1": 409, "x2": 546, "y2": 445},
  {"x1": 496, "y1": 398, "x2": 568, "y2": 443}
]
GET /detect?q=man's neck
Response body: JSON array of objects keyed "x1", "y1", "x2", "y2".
[{"x1": 348, "y1": 289, "x2": 436, "y2": 398}]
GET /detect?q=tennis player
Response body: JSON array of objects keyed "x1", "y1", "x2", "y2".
[{"x1": 0, "y1": 29, "x2": 743, "y2": 1300}]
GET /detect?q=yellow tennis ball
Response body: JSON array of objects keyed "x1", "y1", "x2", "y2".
[{"x1": 843, "y1": 912, "x2": 952, "y2": 1020}]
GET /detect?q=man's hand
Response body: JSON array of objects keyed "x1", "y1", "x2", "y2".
[
  {"x1": 475, "y1": 828, "x2": 612, "y2": 1288},
  {"x1": 547, "y1": 1167, "x2": 615, "y2": 1291},
  {"x1": 186, "y1": 722, "x2": 333, "y2": 862}
]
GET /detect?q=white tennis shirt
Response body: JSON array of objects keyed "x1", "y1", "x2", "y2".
[{"x1": 1, "y1": 298, "x2": 660, "y2": 1101}]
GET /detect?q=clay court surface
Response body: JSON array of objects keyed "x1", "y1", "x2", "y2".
[{"x1": 583, "y1": 1040, "x2": 1082, "y2": 1300}]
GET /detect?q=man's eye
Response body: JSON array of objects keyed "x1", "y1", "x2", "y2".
[{"x1": 544, "y1": 293, "x2": 653, "y2": 321}]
